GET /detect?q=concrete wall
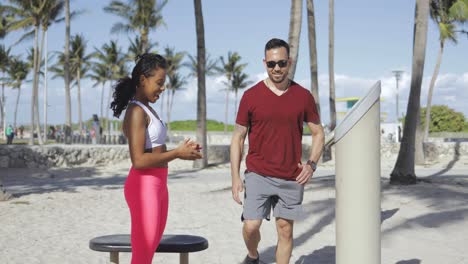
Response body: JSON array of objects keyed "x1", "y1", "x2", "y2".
[{"x1": 1, "y1": 141, "x2": 466, "y2": 169}]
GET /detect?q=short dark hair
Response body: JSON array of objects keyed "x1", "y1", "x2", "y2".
[{"x1": 265, "y1": 38, "x2": 290, "y2": 57}]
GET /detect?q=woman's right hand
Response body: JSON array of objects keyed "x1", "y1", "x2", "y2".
[{"x1": 176, "y1": 138, "x2": 203, "y2": 160}]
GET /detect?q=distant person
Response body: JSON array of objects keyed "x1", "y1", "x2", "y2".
[
  {"x1": 49, "y1": 125, "x2": 56, "y2": 139},
  {"x1": 5, "y1": 124, "x2": 14, "y2": 144},
  {"x1": 19, "y1": 125, "x2": 24, "y2": 139},
  {"x1": 398, "y1": 125, "x2": 402, "y2": 142},
  {"x1": 91, "y1": 114, "x2": 101, "y2": 144},
  {"x1": 64, "y1": 125, "x2": 72, "y2": 144},
  {"x1": 110, "y1": 53, "x2": 203, "y2": 264},
  {"x1": 231, "y1": 38, "x2": 325, "y2": 264}
]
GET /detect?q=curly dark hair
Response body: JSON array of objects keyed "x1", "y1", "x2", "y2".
[{"x1": 110, "y1": 53, "x2": 168, "y2": 118}]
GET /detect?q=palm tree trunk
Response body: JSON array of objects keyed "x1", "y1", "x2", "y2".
[
  {"x1": 328, "y1": 0, "x2": 336, "y2": 131},
  {"x1": 100, "y1": 83, "x2": 105, "y2": 121},
  {"x1": 166, "y1": 86, "x2": 171, "y2": 130},
  {"x1": 288, "y1": 0, "x2": 303, "y2": 80},
  {"x1": 64, "y1": 0, "x2": 72, "y2": 143},
  {"x1": 234, "y1": 88, "x2": 238, "y2": 118},
  {"x1": 390, "y1": 0, "x2": 430, "y2": 184},
  {"x1": 34, "y1": 26, "x2": 47, "y2": 145},
  {"x1": 30, "y1": 25, "x2": 40, "y2": 145},
  {"x1": 140, "y1": 28, "x2": 149, "y2": 53},
  {"x1": 106, "y1": 80, "x2": 113, "y2": 141},
  {"x1": 306, "y1": 0, "x2": 321, "y2": 116},
  {"x1": 14, "y1": 87, "x2": 20, "y2": 128},
  {"x1": 168, "y1": 90, "x2": 176, "y2": 133},
  {"x1": 194, "y1": 0, "x2": 208, "y2": 168},
  {"x1": 43, "y1": 30, "x2": 48, "y2": 142},
  {"x1": 77, "y1": 66, "x2": 83, "y2": 133},
  {"x1": 1, "y1": 73, "x2": 5, "y2": 138},
  {"x1": 415, "y1": 113, "x2": 425, "y2": 165},
  {"x1": 423, "y1": 41, "x2": 444, "y2": 141},
  {"x1": 224, "y1": 88, "x2": 229, "y2": 134}
]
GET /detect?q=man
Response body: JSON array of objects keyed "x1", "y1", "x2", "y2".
[{"x1": 231, "y1": 38, "x2": 324, "y2": 264}]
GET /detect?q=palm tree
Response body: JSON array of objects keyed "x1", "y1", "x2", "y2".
[
  {"x1": 230, "y1": 71, "x2": 252, "y2": 118},
  {"x1": 69, "y1": 34, "x2": 92, "y2": 133},
  {"x1": 163, "y1": 46, "x2": 186, "y2": 131},
  {"x1": 30, "y1": 0, "x2": 67, "y2": 143},
  {"x1": 306, "y1": 0, "x2": 321, "y2": 117},
  {"x1": 328, "y1": 0, "x2": 336, "y2": 131},
  {"x1": 104, "y1": 0, "x2": 168, "y2": 52},
  {"x1": 0, "y1": 13, "x2": 14, "y2": 38},
  {"x1": 64, "y1": 0, "x2": 71, "y2": 144},
  {"x1": 423, "y1": 0, "x2": 468, "y2": 141},
  {"x1": 218, "y1": 51, "x2": 247, "y2": 133},
  {"x1": 183, "y1": 53, "x2": 219, "y2": 78},
  {"x1": 39, "y1": 0, "x2": 65, "y2": 142},
  {"x1": 2, "y1": 0, "x2": 48, "y2": 144},
  {"x1": 89, "y1": 62, "x2": 110, "y2": 122},
  {"x1": 0, "y1": 8, "x2": 13, "y2": 200},
  {"x1": 287, "y1": 0, "x2": 302, "y2": 80},
  {"x1": 6, "y1": 57, "x2": 30, "y2": 128},
  {"x1": 93, "y1": 40, "x2": 126, "y2": 135},
  {"x1": 0, "y1": 45, "x2": 11, "y2": 134},
  {"x1": 0, "y1": 7, "x2": 13, "y2": 200},
  {"x1": 390, "y1": 0, "x2": 430, "y2": 185},
  {"x1": 51, "y1": 48, "x2": 92, "y2": 136},
  {"x1": 127, "y1": 35, "x2": 157, "y2": 61},
  {"x1": 194, "y1": 0, "x2": 208, "y2": 168},
  {"x1": 166, "y1": 72, "x2": 187, "y2": 132}
]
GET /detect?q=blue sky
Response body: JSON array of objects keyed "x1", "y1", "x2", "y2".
[{"x1": 2, "y1": 0, "x2": 467, "y2": 126}]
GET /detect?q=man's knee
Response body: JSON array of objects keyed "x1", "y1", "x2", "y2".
[
  {"x1": 276, "y1": 218, "x2": 294, "y2": 241},
  {"x1": 243, "y1": 219, "x2": 262, "y2": 236}
]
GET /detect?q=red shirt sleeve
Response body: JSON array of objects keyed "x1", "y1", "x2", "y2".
[
  {"x1": 304, "y1": 92, "x2": 320, "y2": 124},
  {"x1": 236, "y1": 92, "x2": 250, "y2": 126}
]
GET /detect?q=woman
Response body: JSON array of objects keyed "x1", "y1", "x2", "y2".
[{"x1": 110, "y1": 53, "x2": 202, "y2": 264}]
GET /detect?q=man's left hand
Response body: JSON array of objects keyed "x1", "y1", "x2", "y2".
[{"x1": 296, "y1": 163, "x2": 314, "y2": 185}]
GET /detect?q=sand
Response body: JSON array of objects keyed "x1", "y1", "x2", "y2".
[{"x1": 1, "y1": 155, "x2": 468, "y2": 264}]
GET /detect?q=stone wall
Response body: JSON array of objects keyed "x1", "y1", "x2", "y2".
[
  {"x1": 0, "y1": 141, "x2": 466, "y2": 169},
  {"x1": 0, "y1": 145, "x2": 130, "y2": 169}
]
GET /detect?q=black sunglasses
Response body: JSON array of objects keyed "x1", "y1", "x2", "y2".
[{"x1": 266, "y1": 60, "x2": 288, "y2": 68}]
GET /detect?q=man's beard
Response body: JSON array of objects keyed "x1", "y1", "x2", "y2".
[{"x1": 269, "y1": 72, "x2": 287, "y2": 83}]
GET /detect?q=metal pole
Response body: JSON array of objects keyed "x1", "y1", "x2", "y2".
[
  {"x1": 109, "y1": 252, "x2": 119, "y2": 264},
  {"x1": 335, "y1": 82, "x2": 381, "y2": 264},
  {"x1": 180, "y1": 253, "x2": 189, "y2": 264}
]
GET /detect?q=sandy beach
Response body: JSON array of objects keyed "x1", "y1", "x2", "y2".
[{"x1": 1, "y1": 155, "x2": 468, "y2": 264}]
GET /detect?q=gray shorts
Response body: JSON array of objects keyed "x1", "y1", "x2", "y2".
[{"x1": 242, "y1": 171, "x2": 304, "y2": 221}]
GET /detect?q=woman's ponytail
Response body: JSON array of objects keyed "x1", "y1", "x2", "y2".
[{"x1": 110, "y1": 77, "x2": 136, "y2": 118}]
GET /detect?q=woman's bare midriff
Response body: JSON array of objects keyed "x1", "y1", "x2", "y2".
[{"x1": 144, "y1": 144, "x2": 168, "y2": 168}]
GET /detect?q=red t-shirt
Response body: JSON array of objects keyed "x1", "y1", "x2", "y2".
[{"x1": 236, "y1": 80, "x2": 320, "y2": 180}]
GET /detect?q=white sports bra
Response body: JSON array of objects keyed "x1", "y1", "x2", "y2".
[{"x1": 130, "y1": 100, "x2": 167, "y2": 149}]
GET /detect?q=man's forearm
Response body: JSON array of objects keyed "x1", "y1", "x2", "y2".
[
  {"x1": 230, "y1": 139, "x2": 244, "y2": 179},
  {"x1": 309, "y1": 131, "x2": 325, "y2": 163}
]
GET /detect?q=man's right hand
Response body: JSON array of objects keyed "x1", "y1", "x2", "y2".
[{"x1": 231, "y1": 176, "x2": 244, "y2": 205}]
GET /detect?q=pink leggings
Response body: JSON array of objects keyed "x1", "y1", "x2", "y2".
[{"x1": 124, "y1": 167, "x2": 169, "y2": 264}]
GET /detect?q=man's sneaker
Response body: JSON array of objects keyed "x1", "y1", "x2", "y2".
[{"x1": 242, "y1": 252, "x2": 259, "y2": 264}]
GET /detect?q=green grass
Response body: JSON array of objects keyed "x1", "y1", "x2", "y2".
[
  {"x1": 4, "y1": 120, "x2": 315, "y2": 135},
  {"x1": 169, "y1": 120, "x2": 235, "y2": 131}
]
